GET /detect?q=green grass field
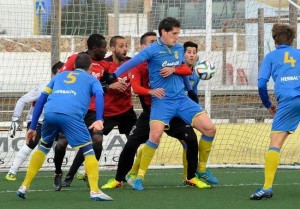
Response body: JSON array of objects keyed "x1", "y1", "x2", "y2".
[{"x1": 1, "y1": 168, "x2": 300, "y2": 209}]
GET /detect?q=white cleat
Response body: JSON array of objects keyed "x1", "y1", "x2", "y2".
[
  {"x1": 17, "y1": 185, "x2": 27, "y2": 199},
  {"x1": 90, "y1": 190, "x2": 113, "y2": 201}
]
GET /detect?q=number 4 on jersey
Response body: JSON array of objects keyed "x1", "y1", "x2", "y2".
[{"x1": 284, "y1": 52, "x2": 296, "y2": 67}]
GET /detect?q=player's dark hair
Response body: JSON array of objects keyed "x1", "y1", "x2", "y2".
[
  {"x1": 158, "y1": 17, "x2": 181, "y2": 36},
  {"x1": 75, "y1": 54, "x2": 91, "y2": 70},
  {"x1": 272, "y1": 23, "x2": 295, "y2": 45},
  {"x1": 140, "y1": 32, "x2": 157, "y2": 45},
  {"x1": 183, "y1": 41, "x2": 198, "y2": 52},
  {"x1": 51, "y1": 61, "x2": 64, "y2": 75},
  {"x1": 87, "y1": 34, "x2": 106, "y2": 50},
  {"x1": 109, "y1": 35, "x2": 125, "y2": 47}
]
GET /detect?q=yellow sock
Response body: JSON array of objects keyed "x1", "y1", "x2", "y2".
[
  {"x1": 198, "y1": 136, "x2": 213, "y2": 173},
  {"x1": 182, "y1": 149, "x2": 187, "y2": 180},
  {"x1": 137, "y1": 141, "x2": 157, "y2": 179},
  {"x1": 84, "y1": 155, "x2": 99, "y2": 192},
  {"x1": 263, "y1": 149, "x2": 280, "y2": 190},
  {"x1": 129, "y1": 145, "x2": 143, "y2": 175},
  {"x1": 22, "y1": 150, "x2": 46, "y2": 188}
]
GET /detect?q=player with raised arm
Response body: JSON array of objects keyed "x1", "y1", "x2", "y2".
[
  {"x1": 5, "y1": 61, "x2": 64, "y2": 181},
  {"x1": 102, "y1": 17, "x2": 217, "y2": 190},
  {"x1": 53, "y1": 34, "x2": 127, "y2": 190},
  {"x1": 61, "y1": 35, "x2": 136, "y2": 188},
  {"x1": 101, "y1": 33, "x2": 210, "y2": 190},
  {"x1": 250, "y1": 24, "x2": 300, "y2": 200},
  {"x1": 16, "y1": 54, "x2": 112, "y2": 201}
]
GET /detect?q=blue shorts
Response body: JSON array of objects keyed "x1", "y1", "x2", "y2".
[
  {"x1": 150, "y1": 96, "x2": 203, "y2": 125},
  {"x1": 272, "y1": 97, "x2": 300, "y2": 132},
  {"x1": 41, "y1": 112, "x2": 92, "y2": 148}
]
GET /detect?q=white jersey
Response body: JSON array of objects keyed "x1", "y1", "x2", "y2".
[{"x1": 12, "y1": 83, "x2": 46, "y2": 123}]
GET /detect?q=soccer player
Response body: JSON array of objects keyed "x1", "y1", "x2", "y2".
[
  {"x1": 53, "y1": 34, "x2": 127, "y2": 189},
  {"x1": 102, "y1": 21, "x2": 218, "y2": 190},
  {"x1": 183, "y1": 41, "x2": 219, "y2": 183},
  {"x1": 101, "y1": 32, "x2": 209, "y2": 190},
  {"x1": 5, "y1": 61, "x2": 64, "y2": 181},
  {"x1": 250, "y1": 24, "x2": 300, "y2": 200},
  {"x1": 61, "y1": 35, "x2": 137, "y2": 187},
  {"x1": 16, "y1": 53, "x2": 112, "y2": 201}
]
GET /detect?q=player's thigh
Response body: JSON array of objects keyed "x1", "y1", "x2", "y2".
[
  {"x1": 192, "y1": 112, "x2": 215, "y2": 135},
  {"x1": 166, "y1": 117, "x2": 189, "y2": 138},
  {"x1": 272, "y1": 97, "x2": 300, "y2": 132},
  {"x1": 118, "y1": 107, "x2": 137, "y2": 135}
]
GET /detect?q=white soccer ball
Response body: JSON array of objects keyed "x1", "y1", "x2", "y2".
[{"x1": 194, "y1": 59, "x2": 216, "y2": 80}]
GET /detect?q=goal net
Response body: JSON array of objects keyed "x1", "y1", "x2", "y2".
[{"x1": 1, "y1": 0, "x2": 300, "y2": 172}]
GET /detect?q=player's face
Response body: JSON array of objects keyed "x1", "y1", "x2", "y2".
[
  {"x1": 112, "y1": 38, "x2": 128, "y2": 62},
  {"x1": 161, "y1": 27, "x2": 180, "y2": 46},
  {"x1": 184, "y1": 46, "x2": 198, "y2": 67},
  {"x1": 144, "y1": 36, "x2": 157, "y2": 47},
  {"x1": 93, "y1": 40, "x2": 107, "y2": 60}
]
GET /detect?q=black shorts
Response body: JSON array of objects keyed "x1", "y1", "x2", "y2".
[
  {"x1": 127, "y1": 110, "x2": 150, "y2": 143},
  {"x1": 102, "y1": 107, "x2": 137, "y2": 136},
  {"x1": 84, "y1": 110, "x2": 97, "y2": 136},
  {"x1": 166, "y1": 117, "x2": 192, "y2": 139}
]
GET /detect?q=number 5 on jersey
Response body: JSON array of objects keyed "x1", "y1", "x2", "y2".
[
  {"x1": 64, "y1": 72, "x2": 79, "y2": 84},
  {"x1": 284, "y1": 52, "x2": 296, "y2": 67}
]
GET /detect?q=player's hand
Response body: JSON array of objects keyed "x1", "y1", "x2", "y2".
[
  {"x1": 149, "y1": 88, "x2": 165, "y2": 99},
  {"x1": 109, "y1": 81, "x2": 127, "y2": 92},
  {"x1": 26, "y1": 129, "x2": 36, "y2": 143},
  {"x1": 160, "y1": 67, "x2": 175, "y2": 77},
  {"x1": 188, "y1": 90, "x2": 199, "y2": 103},
  {"x1": 268, "y1": 104, "x2": 276, "y2": 116},
  {"x1": 9, "y1": 121, "x2": 22, "y2": 138},
  {"x1": 89, "y1": 120, "x2": 104, "y2": 132},
  {"x1": 101, "y1": 71, "x2": 117, "y2": 84}
]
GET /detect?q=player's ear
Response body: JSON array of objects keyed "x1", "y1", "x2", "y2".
[{"x1": 88, "y1": 63, "x2": 92, "y2": 74}]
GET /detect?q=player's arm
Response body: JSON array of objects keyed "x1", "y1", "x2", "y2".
[
  {"x1": 131, "y1": 67, "x2": 164, "y2": 99},
  {"x1": 257, "y1": 55, "x2": 272, "y2": 109},
  {"x1": 183, "y1": 76, "x2": 199, "y2": 103},
  {"x1": 90, "y1": 82, "x2": 104, "y2": 131},
  {"x1": 174, "y1": 63, "x2": 193, "y2": 75}
]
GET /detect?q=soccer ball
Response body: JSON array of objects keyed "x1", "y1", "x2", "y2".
[{"x1": 194, "y1": 59, "x2": 216, "y2": 80}]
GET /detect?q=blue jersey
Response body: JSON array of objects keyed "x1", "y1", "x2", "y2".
[
  {"x1": 259, "y1": 45, "x2": 300, "y2": 102},
  {"x1": 43, "y1": 69, "x2": 103, "y2": 120},
  {"x1": 188, "y1": 69, "x2": 200, "y2": 94}
]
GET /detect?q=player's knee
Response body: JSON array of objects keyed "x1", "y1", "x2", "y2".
[
  {"x1": 202, "y1": 125, "x2": 217, "y2": 138},
  {"x1": 92, "y1": 131, "x2": 103, "y2": 148},
  {"x1": 56, "y1": 138, "x2": 68, "y2": 149}
]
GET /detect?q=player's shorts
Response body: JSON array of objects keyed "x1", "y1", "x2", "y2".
[
  {"x1": 127, "y1": 110, "x2": 150, "y2": 143},
  {"x1": 150, "y1": 96, "x2": 203, "y2": 125},
  {"x1": 41, "y1": 112, "x2": 92, "y2": 148},
  {"x1": 84, "y1": 110, "x2": 97, "y2": 136},
  {"x1": 165, "y1": 117, "x2": 192, "y2": 138},
  {"x1": 272, "y1": 96, "x2": 300, "y2": 132},
  {"x1": 103, "y1": 107, "x2": 137, "y2": 135}
]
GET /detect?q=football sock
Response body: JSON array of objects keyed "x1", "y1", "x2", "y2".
[
  {"x1": 84, "y1": 155, "x2": 99, "y2": 192},
  {"x1": 182, "y1": 145, "x2": 188, "y2": 180},
  {"x1": 263, "y1": 147, "x2": 280, "y2": 190},
  {"x1": 54, "y1": 144, "x2": 66, "y2": 174},
  {"x1": 9, "y1": 144, "x2": 32, "y2": 174},
  {"x1": 198, "y1": 135, "x2": 214, "y2": 172},
  {"x1": 129, "y1": 145, "x2": 143, "y2": 175},
  {"x1": 137, "y1": 140, "x2": 157, "y2": 179},
  {"x1": 22, "y1": 150, "x2": 46, "y2": 188}
]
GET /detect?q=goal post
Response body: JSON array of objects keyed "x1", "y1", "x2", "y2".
[{"x1": 1, "y1": 0, "x2": 300, "y2": 172}]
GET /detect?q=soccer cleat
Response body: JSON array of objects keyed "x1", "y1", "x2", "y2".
[
  {"x1": 132, "y1": 178, "x2": 144, "y2": 191},
  {"x1": 125, "y1": 174, "x2": 136, "y2": 187},
  {"x1": 90, "y1": 190, "x2": 113, "y2": 201},
  {"x1": 76, "y1": 172, "x2": 85, "y2": 180},
  {"x1": 250, "y1": 188, "x2": 273, "y2": 200},
  {"x1": 185, "y1": 177, "x2": 211, "y2": 189},
  {"x1": 196, "y1": 169, "x2": 219, "y2": 185},
  {"x1": 101, "y1": 178, "x2": 122, "y2": 189},
  {"x1": 62, "y1": 176, "x2": 73, "y2": 187},
  {"x1": 17, "y1": 185, "x2": 27, "y2": 199},
  {"x1": 53, "y1": 173, "x2": 63, "y2": 191},
  {"x1": 83, "y1": 174, "x2": 90, "y2": 189},
  {"x1": 5, "y1": 172, "x2": 17, "y2": 181}
]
